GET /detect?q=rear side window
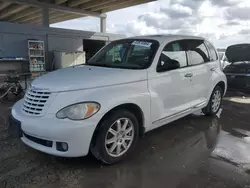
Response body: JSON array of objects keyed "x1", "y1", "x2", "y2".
[
  {"x1": 206, "y1": 41, "x2": 218, "y2": 61},
  {"x1": 186, "y1": 40, "x2": 210, "y2": 65},
  {"x1": 158, "y1": 41, "x2": 187, "y2": 71}
]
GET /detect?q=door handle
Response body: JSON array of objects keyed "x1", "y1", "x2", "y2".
[
  {"x1": 210, "y1": 67, "x2": 216, "y2": 71},
  {"x1": 184, "y1": 73, "x2": 193, "y2": 78}
]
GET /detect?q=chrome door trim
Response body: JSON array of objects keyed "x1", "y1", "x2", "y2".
[
  {"x1": 152, "y1": 101, "x2": 207, "y2": 125},
  {"x1": 152, "y1": 108, "x2": 192, "y2": 124},
  {"x1": 192, "y1": 101, "x2": 207, "y2": 109}
]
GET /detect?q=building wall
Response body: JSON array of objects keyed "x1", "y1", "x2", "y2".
[
  {"x1": 0, "y1": 21, "x2": 124, "y2": 71},
  {"x1": 0, "y1": 33, "x2": 45, "y2": 57}
]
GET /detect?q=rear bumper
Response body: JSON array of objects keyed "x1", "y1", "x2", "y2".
[
  {"x1": 226, "y1": 74, "x2": 250, "y2": 91},
  {"x1": 11, "y1": 100, "x2": 101, "y2": 157}
]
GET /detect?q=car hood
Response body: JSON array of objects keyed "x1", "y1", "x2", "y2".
[
  {"x1": 225, "y1": 44, "x2": 250, "y2": 62},
  {"x1": 31, "y1": 65, "x2": 147, "y2": 92}
]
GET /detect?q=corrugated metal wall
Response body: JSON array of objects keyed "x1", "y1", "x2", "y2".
[{"x1": 0, "y1": 21, "x2": 123, "y2": 71}]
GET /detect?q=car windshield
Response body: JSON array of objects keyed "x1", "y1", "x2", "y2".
[{"x1": 86, "y1": 39, "x2": 159, "y2": 69}]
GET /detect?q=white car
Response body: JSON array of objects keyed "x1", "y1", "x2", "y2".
[{"x1": 11, "y1": 35, "x2": 227, "y2": 164}]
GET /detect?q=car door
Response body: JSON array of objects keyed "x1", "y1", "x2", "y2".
[
  {"x1": 186, "y1": 39, "x2": 211, "y2": 106},
  {"x1": 148, "y1": 40, "x2": 195, "y2": 126}
]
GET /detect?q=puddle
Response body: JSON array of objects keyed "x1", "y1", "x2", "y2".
[{"x1": 211, "y1": 129, "x2": 250, "y2": 173}]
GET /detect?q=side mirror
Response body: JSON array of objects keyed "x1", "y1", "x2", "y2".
[{"x1": 157, "y1": 57, "x2": 180, "y2": 72}]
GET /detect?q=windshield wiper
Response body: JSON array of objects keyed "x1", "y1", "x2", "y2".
[{"x1": 86, "y1": 63, "x2": 143, "y2": 70}]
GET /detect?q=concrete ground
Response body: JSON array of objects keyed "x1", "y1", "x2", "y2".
[{"x1": 1, "y1": 91, "x2": 250, "y2": 188}]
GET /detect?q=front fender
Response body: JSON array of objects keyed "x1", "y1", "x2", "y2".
[{"x1": 48, "y1": 81, "x2": 151, "y2": 128}]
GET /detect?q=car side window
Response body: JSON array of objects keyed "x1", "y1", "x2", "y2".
[
  {"x1": 206, "y1": 41, "x2": 218, "y2": 61},
  {"x1": 187, "y1": 40, "x2": 210, "y2": 65},
  {"x1": 157, "y1": 41, "x2": 187, "y2": 72}
]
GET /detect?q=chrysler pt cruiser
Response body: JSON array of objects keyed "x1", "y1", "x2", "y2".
[{"x1": 11, "y1": 35, "x2": 227, "y2": 164}]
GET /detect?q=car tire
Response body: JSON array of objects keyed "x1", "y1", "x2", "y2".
[
  {"x1": 202, "y1": 86, "x2": 223, "y2": 116},
  {"x1": 90, "y1": 109, "x2": 139, "y2": 164}
]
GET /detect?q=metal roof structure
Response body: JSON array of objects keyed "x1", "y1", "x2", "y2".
[{"x1": 0, "y1": 0, "x2": 155, "y2": 25}]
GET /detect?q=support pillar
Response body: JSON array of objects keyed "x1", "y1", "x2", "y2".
[
  {"x1": 100, "y1": 14, "x2": 107, "y2": 33},
  {"x1": 42, "y1": 7, "x2": 49, "y2": 70},
  {"x1": 42, "y1": 7, "x2": 49, "y2": 27}
]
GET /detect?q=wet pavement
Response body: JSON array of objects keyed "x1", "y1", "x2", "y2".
[{"x1": 1, "y1": 91, "x2": 250, "y2": 188}]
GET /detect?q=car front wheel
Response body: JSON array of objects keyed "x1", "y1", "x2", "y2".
[{"x1": 90, "y1": 109, "x2": 139, "y2": 164}]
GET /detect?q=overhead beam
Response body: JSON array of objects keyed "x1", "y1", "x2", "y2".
[
  {"x1": 68, "y1": 0, "x2": 91, "y2": 7},
  {"x1": 14, "y1": 9, "x2": 60, "y2": 23},
  {"x1": 0, "y1": 4, "x2": 27, "y2": 19},
  {"x1": 27, "y1": 18, "x2": 42, "y2": 25},
  {"x1": 55, "y1": 0, "x2": 67, "y2": 4},
  {"x1": 29, "y1": 12, "x2": 64, "y2": 24},
  {"x1": 15, "y1": 10, "x2": 42, "y2": 23},
  {"x1": 80, "y1": 0, "x2": 113, "y2": 10},
  {"x1": 90, "y1": 0, "x2": 128, "y2": 11},
  {"x1": 49, "y1": 11, "x2": 66, "y2": 18},
  {"x1": 46, "y1": 10, "x2": 67, "y2": 21},
  {"x1": 0, "y1": 1, "x2": 11, "y2": 10},
  {"x1": 50, "y1": 13, "x2": 83, "y2": 24},
  {"x1": 31, "y1": 11, "x2": 83, "y2": 25},
  {"x1": 6, "y1": 0, "x2": 65, "y2": 22},
  {"x1": 19, "y1": 12, "x2": 42, "y2": 24},
  {"x1": 2, "y1": 0, "x2": 103, "y2": 17},
  {"x1": 7, "y1": 8, "x2": 40, "y2": 22},
  {"x1": 101, "y1": 0, "x2": 156, "y2": 12},
  {"x1": 31, "y1": 11, "x2": 62, "y2": 24}
]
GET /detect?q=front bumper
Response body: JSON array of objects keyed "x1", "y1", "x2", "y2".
[{"x1": 11, "y1": 99, "x2": 101, "y2": 157}]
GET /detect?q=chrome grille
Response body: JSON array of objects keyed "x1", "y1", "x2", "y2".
[{"x1": 22, "y1": 88, "x2": 51, "y2": 115}]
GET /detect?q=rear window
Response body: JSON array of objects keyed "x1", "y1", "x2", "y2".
[
  {"x1": 161, "y1": 41, "x2": 187, "y2": 68},
  {"x1": 206, "y1": 41, "x2": 218, "y2": 61},
  {"x1": 186, "y1": 40, "x2": 210, "y2": 65}
]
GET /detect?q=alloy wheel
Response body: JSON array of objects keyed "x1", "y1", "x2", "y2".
[
  {"x1": 105, "y1": 118, "x2": 134, "y2": 157},
  {"x1": 211, "y1": 90, "x2": 221, "y2": 113}
]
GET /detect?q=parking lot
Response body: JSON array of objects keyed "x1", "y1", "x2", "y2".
[{"x1": 0, "y1": 91, "x2": 250, "y2": 188}]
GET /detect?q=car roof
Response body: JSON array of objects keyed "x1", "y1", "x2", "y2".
[{"x1": 127, "y1": 34, "x2": 205, "y2": 43}]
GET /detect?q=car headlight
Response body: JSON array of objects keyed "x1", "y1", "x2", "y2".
[{"x1": 56, "y1": 102, "x2": 100, "y2": 120}]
